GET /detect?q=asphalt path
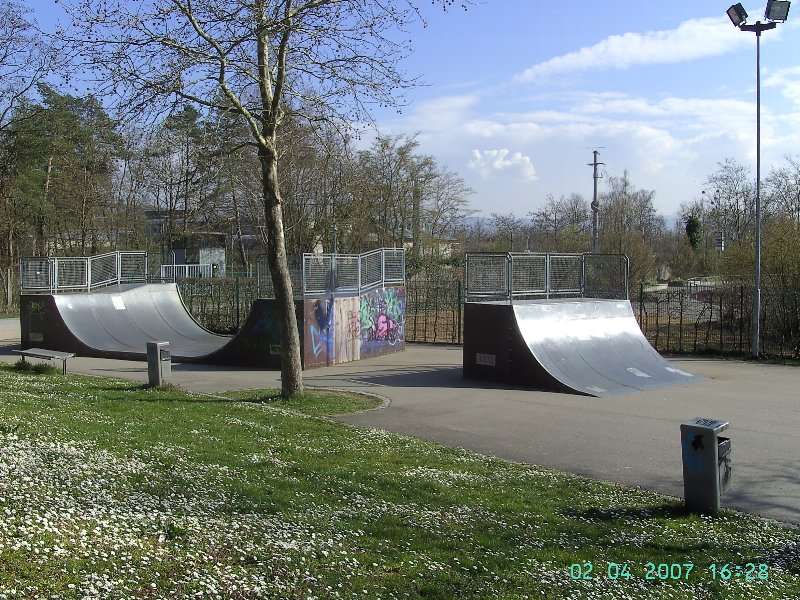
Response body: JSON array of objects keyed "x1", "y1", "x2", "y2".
[{"x1": 1, "y1": 317, "x2": 798, "y2": 524}]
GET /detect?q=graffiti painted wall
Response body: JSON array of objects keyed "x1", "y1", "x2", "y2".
[
  {"x1": 302, "y1": 286, "x2": 405, "y2": 368},
  {"x1": 359, "y1": 286, "x2": 406, "y2": 359},
  {"x1": 304, "y1": 297, "x2": 334, "y2": 368},
  {"x1": 334, "y1": 296, "x2": 361, "y2": 364}
]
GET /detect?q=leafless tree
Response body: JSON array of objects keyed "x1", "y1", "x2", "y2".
[
  {"x1": 65, "y1": 0, "x2": 464, "y2": 396},
  {"x1": 0, "y1": 1, "x2": 57, "y2": 132}
]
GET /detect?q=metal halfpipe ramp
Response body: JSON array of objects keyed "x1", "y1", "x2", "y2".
[
  {"x1": 463, "y1": 298, "x2": 698, "y2": 397},
  {"x1": 20, "y1": 283, "x2": 289, "y2": 367}
]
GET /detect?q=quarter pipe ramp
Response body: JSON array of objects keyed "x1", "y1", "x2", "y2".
[
  {"x1": 20, "y1": 283, "x2": 291, "y2": 367},
  {"x1": 463, "y1": 298, "x2": 698, "y2": 396}
]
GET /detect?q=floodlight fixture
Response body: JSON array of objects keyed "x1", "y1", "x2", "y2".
[
  {"x1": 765, "y1": 0, "x2": 791, "y2": 21},
  {"x1": 727, "y1": 3, "x2": 748, "y2": 27}
]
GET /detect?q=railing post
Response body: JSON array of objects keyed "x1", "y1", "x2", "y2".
[
  {"x1": 381, "y1": 250, "x2": 385, "y2": 288},
  {"x1": 86, "y1": 258, "x2": 91, "y2": 292},
  {"x1": 639, "y1": 281, "x2": 644, "y2": 326},
  {"x1": 506, "y1": 254, "x2": 512, "y2": 300},
  {"x1": 117, "y1": 252, "x2": 122, "y2": 286},
  {"x1": 457, "y1": 279, "x2": 463, "y2": 345},
  {"x1": 545, "y1": 254, "x2": 550, "y2": 300},
  {"x1": 581, "y1": 254, "x2": 586, "y2": 298}
]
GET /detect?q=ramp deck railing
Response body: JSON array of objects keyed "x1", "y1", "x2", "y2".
[
  {"x1": 465, "y1": 252, "x2": 629, "y2": 301},
  {"x1": 256, "y1": 248, "x2": 405, "y2": 298},
  {"x1": 301, "y1": 248, "x2": 405, "y2": 295},
  {"x1": 20, "y1": 252, "x2": 148, "y2": 293}
]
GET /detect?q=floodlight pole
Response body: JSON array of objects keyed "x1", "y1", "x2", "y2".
[{"x1": 739, "y1": 21, "x2": 775, "y2": 357}]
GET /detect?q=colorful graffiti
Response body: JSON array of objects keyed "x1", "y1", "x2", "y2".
[
  {"x1": 304, "y1": 298, "x2": 334, "y2": 368},
  {"x1": 360, "y1": 287, "x2": 406, "y2": 358},
  {"x1": 302, "y1": 287, "x2": 405, "y2": 368}
]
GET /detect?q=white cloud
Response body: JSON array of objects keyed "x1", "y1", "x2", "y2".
[
  {"x1": 468, "y1": 149, "x2": 537, "y2": 181},
  {"x1": 764, "y1": 66, "x2": 800, "y2": 107},
  {"x1": 515, "y1": 17, "x2": 752, "y2": 81}
]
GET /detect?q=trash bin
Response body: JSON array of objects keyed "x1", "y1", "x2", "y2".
[
  {"x1": 146, "y1": 341, "x2": 171, "y2": 387},
  {"x1": 680, "y1": 417, "x2": 731, "y2": 515}
]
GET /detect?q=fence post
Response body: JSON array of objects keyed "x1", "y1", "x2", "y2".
[
  {"x1": 545, "y1": 254, "x2": 550, "y2": 300},
  {"x1": 457, "y1": 279, "x2": 463, "y2": 345},
  {"x1": 581, "y1": 255, "x2": 586, "y2": 297},
  {"x1": 719, "y1": 291, "x2": 724, "y2": 353},
  {"x1": 638, "y1": 281, "x2": 644, "y2": 326},
  {"x1": 116, "y1": 252, "x2": 122, "y2": 286},
  {"x1": 739, "y1": 285, "x2": 744, "y2": 353},
  {"x1": 235, "y1": 276, "x2": 240, "y2": 330},
  {"x1": 54, "y1": 259, "x2": 61, "y2": 291},
  {"x1": 7, "y1": 267, "x2": 13, "y2": 309},
  {"x1": 679, "y1": 290, "x2": 684, "y2": 353}
]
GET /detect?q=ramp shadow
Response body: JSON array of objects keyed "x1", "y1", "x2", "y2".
[{"x1": 317, "y1": 365, "x2": 571, "y2": 395}]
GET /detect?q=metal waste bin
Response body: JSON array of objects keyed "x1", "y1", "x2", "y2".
[
  {"x1": 146, "y1": 341, "x2": 171, "y2": 387},
  {"x1": 680, "y1": 417, "x2": 731, "y2": 515}
]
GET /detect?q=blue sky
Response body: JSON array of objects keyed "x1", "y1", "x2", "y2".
[{"x1": 27, "y1": 0, "x2": 800, "y2": 220}]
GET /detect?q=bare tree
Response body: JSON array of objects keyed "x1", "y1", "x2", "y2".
[
  {"x1": 0, "y1": 1, "x2": 56, "y2": 133},
  {"x1": 66, "y1": 0, "x2": 464, "y2": 396}
]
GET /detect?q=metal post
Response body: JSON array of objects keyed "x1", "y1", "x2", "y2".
[
  {"x1": 752, "y1": 28, "x2": 762, "y2": 358},
  {"x1": 545, "y1": 254, "x2": 550, "y2": 300},
  {"x1": 588, "y1": 150, "x2": 605, "y2": 254},
  {"x1": 580, "y1": 254, "x2": 586, "y2": 298},
  {"x1": 738, "y1": 19, "x2": 776, "y2": 356}
]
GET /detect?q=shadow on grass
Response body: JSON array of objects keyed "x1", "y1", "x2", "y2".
[{"x1": 564, "y1": 502, "x2": 688, "y2": 522}]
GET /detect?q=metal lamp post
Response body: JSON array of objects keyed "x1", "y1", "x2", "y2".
[{"x1": 727, "y1": 1, "x2": 790, "y2": 358}]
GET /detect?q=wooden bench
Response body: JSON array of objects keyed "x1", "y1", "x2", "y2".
[{"x1": 13, "y1": 348, "x2": 76, "y2": 375}]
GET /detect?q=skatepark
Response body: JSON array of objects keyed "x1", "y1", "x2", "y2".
[{"x1": 6, "y1": 249, "x2": 800, "y2": 524}]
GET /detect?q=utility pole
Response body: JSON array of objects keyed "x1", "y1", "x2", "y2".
[{"x1": 588, "y1": 150, "x2": 605, "y2": 253}]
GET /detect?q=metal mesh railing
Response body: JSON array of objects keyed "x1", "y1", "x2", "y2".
[
  {"x1": 334, "y1": 255, "x2": 359, "y2": 292},
  {"x1": 302, "y1": 255, "x2": 334, "y2": 294},
  {"x1": 89, "y1": 253, "x2": 118, "y2": 287},
  {"x1": 510, "y1": 254, "x2": 547, "y2": 296},
  {"x1": 302, "y1": 248, "x2": 405, "y2": 296},
  {"x1": 21, "y1": 258, "x2": 52, "y2": 291},
  {"x1": 20, "y1": 251, "x2": 149, "y2": 293},
  {"x1": 56, "y1": 258, "x2": 88, "y2": 289},
  {"x1": 466, "y1": 254, "x2": 508, "y2": 298},
  {"x1": 121, "y1": 253, "x2": 148, "y2": 282},
  {"x1": 465, "y1": 252, "x2": 628, "y2": 301},
  {"x1": 384, "y1": 249, "x2": 405, "y2": 283},
  {"x1": 360, "y1": 250, "x2": 383, "y2": 290}
]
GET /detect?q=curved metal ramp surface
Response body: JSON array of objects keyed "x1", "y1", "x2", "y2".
[
  {"x1": 52, "y1": 283, "x2": 230, "y2": 360},
  {"x1": 463, "y1": 298, "x2": 698, "y2": 396}
]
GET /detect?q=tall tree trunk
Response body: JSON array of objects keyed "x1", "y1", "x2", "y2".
[{"x1": 260, "y1": 146, "x2": 303, "y2": 396}]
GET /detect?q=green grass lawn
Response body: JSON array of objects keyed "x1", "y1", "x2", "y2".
[{"x1": 0, "y1": 366, "x2": 798, "y2": 599}]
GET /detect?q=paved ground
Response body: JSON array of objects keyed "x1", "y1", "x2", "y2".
[{"x1": 2, "y1": 317, "x2": 799, "y2": 524}]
